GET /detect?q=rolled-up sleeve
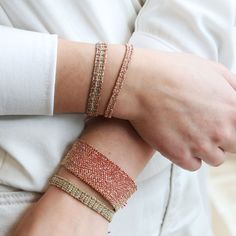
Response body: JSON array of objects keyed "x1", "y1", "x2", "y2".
[
  {"x1": 129, "y1": 0, "x2": 236, "y2": 72},
  {"x1": 0, "y1": 25, "x2": 58, "y2": 115}
]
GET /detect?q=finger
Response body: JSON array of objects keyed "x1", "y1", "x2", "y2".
[
  {"x1": 207, "y1": 147, "x2": 225, "y2": 166},
  {"x1": 158, "y1": 138, "x2": 202, "y2": 171},
  {"x1": 172, "y1": 156, "x2": 202, "y2": 172},
  {"x1": 163, "y1": 148, "x2": 202, "y2": 171},
  {"x1": 211, "y1": 126, "x2": 236, "y2": 153},
  {"x1": 193, "y1": 145, "x2": 225, "y2": 167},
  {"x1": 218, "y1": 141, "x2": 236, "y2": 153}
]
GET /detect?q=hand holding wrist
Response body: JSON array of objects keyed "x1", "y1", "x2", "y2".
[{"x1": 115, "y1": 49, "x2": 236, "y2": 171}]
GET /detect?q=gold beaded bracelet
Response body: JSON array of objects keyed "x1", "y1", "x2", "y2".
[
  {"x1": 104, "y1": 44, "x2": 134, "y2": 118},
  {"x1": 86, "y1": 42, "x2": 108, "y2": 117},
  {"x1": 49, "y1": 175, "x2": 115, "y2": 222}
]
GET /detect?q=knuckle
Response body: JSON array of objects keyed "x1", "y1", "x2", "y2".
[
  {"x1": 211, "y1": 129, "x2": 222, "y2": 144},
  {"x1": 171, "y1": 153, "x2": 188, "y2": 165},
  {"x1": 175, "y1": 159, "x2": 201, "y2": 171},
  {"x1": 211, "y1": 126, "x2": 231, "y2": 144},
  {"x1": 173, "y1": 147, "x2": 188, "y2": 161},
  {"x1": 171, "y1": 151, "x2": 193, "y2": 170},
  {"x1": 220, "y1": 127, "x2": 231, "y2": 142},
  {"x1": 197, "y1": 143, "x2": 209, "y2": 154},
  {"x1": 174, "y1": 157, "x2": 188, "y2": 166},
  {"x1": 168, "y1": 146, "x2": 203, "y2": 171}
]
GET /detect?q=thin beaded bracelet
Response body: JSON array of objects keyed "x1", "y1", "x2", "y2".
[
  {"x1": 86, "y1": 42, "x2": 108, "y2": 117},
  {"x1": 104, "y1": 44, "x2": 134, "y2": 118},
  {"x1": 49, "y1": 175, "x2": 115, "y2": 222},
  {"x1": 61, "y1": 139, "x2": 137, "y2": 211}
]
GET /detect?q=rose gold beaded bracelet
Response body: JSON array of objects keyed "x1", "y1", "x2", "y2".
[
  {"x1": 61, "y1": 139, "x2": 137, "y2": 211},
  {"x1": 86, "y1": 42, "x2": 108, "y2": 117},
  {"x1": 104, "y1": 44, "x2": 134, "y2": 118}
]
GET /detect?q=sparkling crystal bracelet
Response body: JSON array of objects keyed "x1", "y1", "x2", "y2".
[
  {"x1": 49, "y1": 175, "x2": 115, "y2": 222},
  {"x1": 61, "y1": 139, "x2": 137, "y2": 211}
]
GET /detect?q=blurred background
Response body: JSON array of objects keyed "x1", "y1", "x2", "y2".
[{"x1": 209, "y1": 153, "x2": 236, "y2": 236}]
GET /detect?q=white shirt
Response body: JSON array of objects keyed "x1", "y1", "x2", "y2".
[{"x1": 0, "y1": 1, "x2": 235, "y2": 235}]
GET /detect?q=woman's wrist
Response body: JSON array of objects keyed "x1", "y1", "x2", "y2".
[
  {"x1": 53, "y1": 39, "x2": 143, "y2": 121},
  {"x1": 12, "y1": 179, "x2": 108, "y2": 236},
  {"x1": 44, "y1": 177, "x2": 109, "y2": 235},
  {"x1": 54, "y1": 39, "x2": 124, "y2": 115}
]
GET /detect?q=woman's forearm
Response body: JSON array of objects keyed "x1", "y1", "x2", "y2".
[
  {"x1": 56, "y1": 117, "x2": 154, "y2": 234},
  {"x1": 12, "y1": 118, "x2": 153, "y2": 236},
  {"x1": 54, "y1": 39, "x2": 94, "y2": 113},
  {"x1": 54, "y1": 37, "x2": 236, "y2": 171},
  {"x1": 52, "y1": 40, "x2": 154, "y2": 235},
  {"x1": 55, "y1": 117, "x2": 154, "y2": 235}
]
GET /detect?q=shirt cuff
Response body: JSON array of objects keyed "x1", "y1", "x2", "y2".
[{"x1": 0, "y1": 26, "x2": 58, "y2": 115}]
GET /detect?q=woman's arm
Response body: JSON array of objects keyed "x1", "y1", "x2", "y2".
[
  {"x1": 12, "y1": 117, "x2": 154, "y2": 236},
  {"x1": 55, "y1": 38, "x2": 236, "y2": 170},
  {"x1": 1, "y1": 27, "x2": 235, "y2": 170}
]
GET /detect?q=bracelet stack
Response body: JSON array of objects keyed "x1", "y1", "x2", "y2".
[
  {"x1": 85, "y1": 42, "x2": 134, "y2": 118},
  {"x1": 49, "y1": 139, "x2": 137, "y2": 222},
  {"x1": 49, "y1": 42, "x2": 136, "y2": 222}
]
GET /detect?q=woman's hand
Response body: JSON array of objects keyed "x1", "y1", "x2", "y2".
[
  {"x1": 115, "y1": 49, "x2": 236, "y2": 171},
  {"x1": 54, "y1": 39, "x2": 236, "y2": 171}
]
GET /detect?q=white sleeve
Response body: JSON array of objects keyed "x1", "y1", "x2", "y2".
[
  {"x1": 129, "y1": 0, "x2": 236, "y2": 72},
  {"x1": 0, "y1": 25, "x2": 58, "y2": 115}
]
